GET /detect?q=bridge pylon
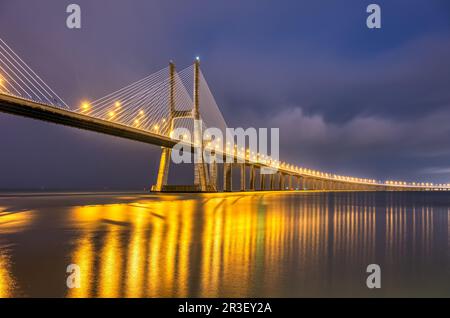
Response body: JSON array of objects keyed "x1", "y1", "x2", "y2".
[
  {"x1": 153, "y1": 60, "x2": 215, "y2": 192},
  {"x1": 192, "y1": 59, "x2": 212, "y2": 191},
  {"x1": 153, "y1": 62, "x2": 176, "y2": 192}
]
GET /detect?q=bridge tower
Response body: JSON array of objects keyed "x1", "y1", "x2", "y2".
[
  {"x1": 193, "y1": 59, "x2": 211, "y2": 191},
  {"x1": 153, "y1": 60, "x2": 212, "y2": 192},
  {"x1": 154, "y1": 62, "x2": 176, "y2": 192}
]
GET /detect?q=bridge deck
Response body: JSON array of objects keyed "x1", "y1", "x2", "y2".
[{"x1": 0, "y1": 93, "x2": 177, "y2": 148}]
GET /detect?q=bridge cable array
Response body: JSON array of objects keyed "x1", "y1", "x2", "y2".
[
  {"x1": 0, "y1": 37, "x2": 68, "y2": 108},
  {"x1": 76, "y1": 64, "x2": 228, "y2": 140}
]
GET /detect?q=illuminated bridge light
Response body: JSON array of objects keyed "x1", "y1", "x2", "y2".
[
  {"x1": 0, "y1": 75, "x2": 5, "y2": 90},
  {"x1": 81, "y1": 101, "x2": 90, "y2": 111},
  {"x1": 115, "y1": 101, "x2": 121, "y2": 108}
]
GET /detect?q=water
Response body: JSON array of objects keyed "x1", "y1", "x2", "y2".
[{"x1": 0, "y1": 191, "x2": 449, "y2": 298}]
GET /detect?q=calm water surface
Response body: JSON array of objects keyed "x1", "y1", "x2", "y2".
[{"x1": 0, "y1": 191, "x2": 449, "y2": 297}]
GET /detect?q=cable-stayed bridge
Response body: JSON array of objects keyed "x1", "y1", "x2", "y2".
[{"x1": 0, "y1": 38, "x2": 448, "y2": 192}]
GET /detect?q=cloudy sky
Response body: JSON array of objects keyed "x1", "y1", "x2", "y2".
[{"x1": 0, "y1": 0, "x2": 450, "y2": 190}]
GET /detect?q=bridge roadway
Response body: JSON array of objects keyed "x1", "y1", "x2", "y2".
[{"x1": 0, "y1": 93, "x2": 446, "y2": 192}]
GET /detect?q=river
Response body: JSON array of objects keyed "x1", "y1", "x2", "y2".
[{"x1": 0, "y1": 191, "x2": 449, "y2": 297}]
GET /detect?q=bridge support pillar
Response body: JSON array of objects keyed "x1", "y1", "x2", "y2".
[
  {"x1": 278, "y1": 172, "x2": 283, "y2": 190},
  {"x1": 240, "y1": 163, "x2": 246, "y2": 191},
  {"x1": 313, "y1": 179, "x2": 318, "y2": 190},
  {"x1": 224, "y1": 162, "x2": 232, "y2": 192},
  {"x1": 154, "y1": 147, "x2": 171, "y2": 191},
  {"x1": 303, "y1": 178, "x2": 309, "y2": 190},
  {"x1": 307, "y1": 179, "x2": 311, "y2": 190},
  {"x1": 320, "y1": 180, "x2": 325, "y2": 190},
  {"x1": 194, "y1": 159, "x2": 210, "y2": 191},
  {"x1": 209, "y1": 152, "x2": 217, "y2": 191},
  {"x1": 270, "y1": 174, "x2": 275, "y2": 190},
  {"x1": 249, "y1": 165, "x2": 256, "y2": 191},
  {"x1": 288, "y1": 175, "x2": 293, "y2": 190},
  {"x1": 260, "y1": 171, "x2": 266, "y2": 190}
]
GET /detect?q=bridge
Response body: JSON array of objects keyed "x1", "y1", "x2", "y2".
[{"x1": 0, "y1": 37, "x2": 448, "y2": 192}]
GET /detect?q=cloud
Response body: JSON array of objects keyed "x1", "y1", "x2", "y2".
[
  {"x1": 421, "y1": 167, "x2": 450, "y2": 175},
  {"x1": 252, "y1": 105, "x2": 450, "y2": 182}
]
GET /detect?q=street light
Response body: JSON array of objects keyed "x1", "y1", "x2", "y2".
[{"x1": 81, "y1": 101, "x2": 90, "y2": 112}]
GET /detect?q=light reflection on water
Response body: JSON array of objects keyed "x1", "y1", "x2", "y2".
[{"x1": 0, "y1": 192, "x2": 449, "y2": 297}]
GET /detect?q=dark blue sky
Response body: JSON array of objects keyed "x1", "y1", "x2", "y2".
[{"x1": 0, "y1": 0, "x2": 450, "y2": 189}]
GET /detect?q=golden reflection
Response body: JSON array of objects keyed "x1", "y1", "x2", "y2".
[
  {"x1": 0, "y1": 207, "x2": 35, "y2": 297},
  {"x1": 98, "y1": 206, "x2": 124, "y2": 298},
  {"x1": 0, "y1": 207, "x2": 34, "y2": 234},
  {"x1": 68, "y1": 233, "x2": 94, "y2": 298},
  {"x1": 0, "y1": 252, "x2": 15, "y2": 297},
  {"x1": 125, "y1": 204, "x2": 150, "y2": 297},
  {"x1": 58, "y1": 192, "x2": 448, "y2": 298}
]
